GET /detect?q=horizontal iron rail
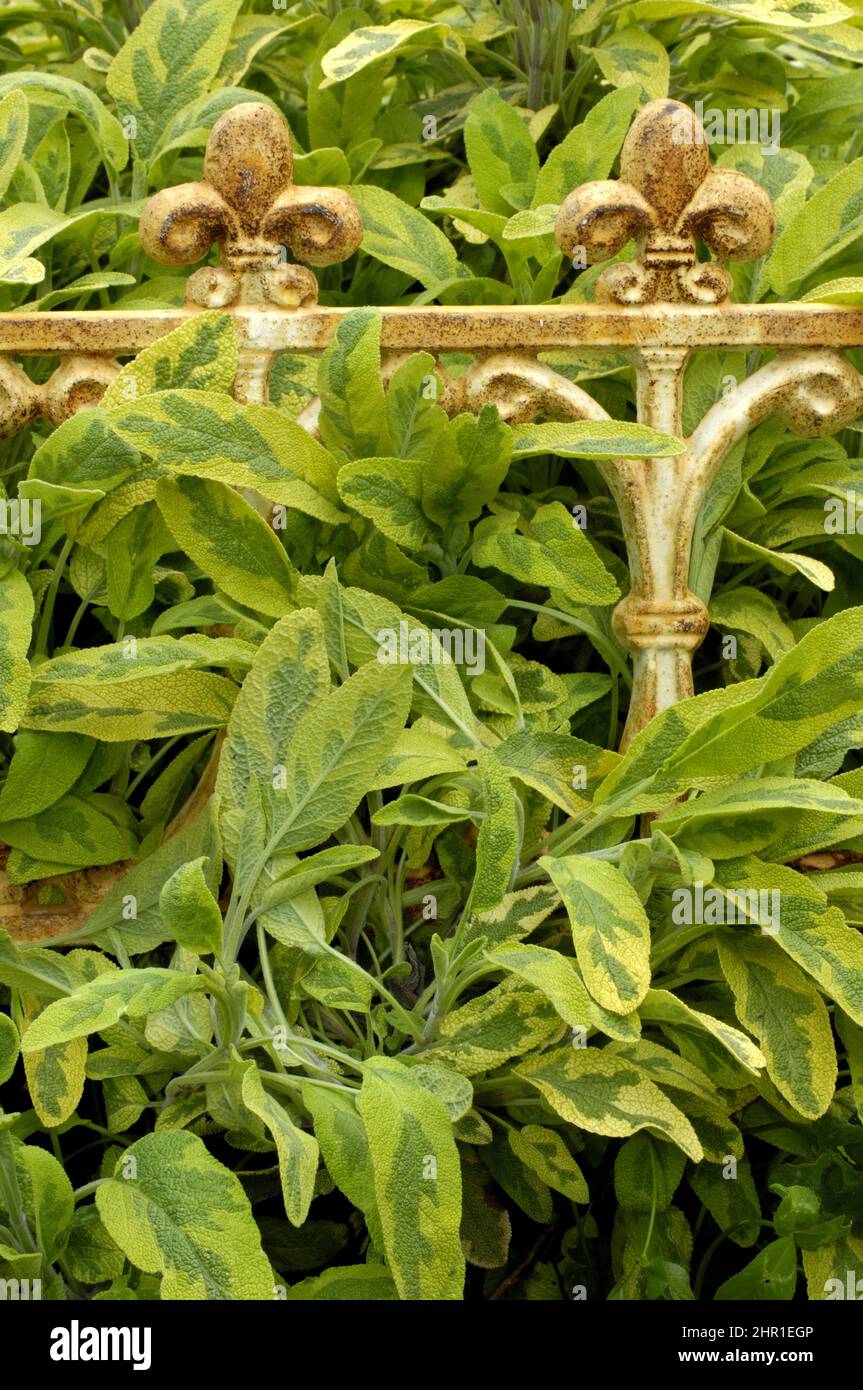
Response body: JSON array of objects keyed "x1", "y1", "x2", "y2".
[{"x1": 2, "y1": 303, "x2": 863, "y2": 355}]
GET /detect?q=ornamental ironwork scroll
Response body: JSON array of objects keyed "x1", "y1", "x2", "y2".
[{"x1": 2, "y1": 97, "x2": 863, "y2": 751}]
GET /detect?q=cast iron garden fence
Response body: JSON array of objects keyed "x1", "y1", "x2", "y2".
[{"x1": 3, "y1": 94, "x2": 863, "y2": 750}]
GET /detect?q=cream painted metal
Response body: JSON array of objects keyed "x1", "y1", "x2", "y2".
[{"x1": 2, "y1": 97, "x2": 863, "y2": 747}]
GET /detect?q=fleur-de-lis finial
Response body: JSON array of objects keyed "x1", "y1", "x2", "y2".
[
  {"x1": 555, "y1": 99, "x2": 775, "y2": 305},
  {"x1": 139, "y1": 103, "x2": 363, "y2": 309}
]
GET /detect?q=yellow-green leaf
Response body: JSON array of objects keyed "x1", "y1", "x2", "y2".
[
  {"x1": 95, "y1": 1130, "x2": 273, "y2": 1299},
  {"x1": 359, "y1": 1057, "x2": 463, "y2": 1301},
  {"x1": 518, "y1": 1045, "x2": 703, "y2": 1160},
  {"x1": 0, "y1": 567, "x2": 33, "y2": 734},
  {"x1": 241, "y1": 1064, "x2": 318, "y2": 1228},
  {"x1": 544, "y1": 855, "x2": 651, "y2": 1014},
  {"x1": 716, "y1": 930, "x2": 836, "y2": 1118},
  {"x1": 21, "y1": 993, "x2": 86, "y2": 1126}
]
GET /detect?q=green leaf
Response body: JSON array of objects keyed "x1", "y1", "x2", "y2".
[
  {"x1": 24, "y1": 669, "x2": 238, "y2": 741},
  {"x1": 533, "y1": 86, "x2": 640, "y2": 208},
  {"x1": 0, "y1": 568, "x2": 33, "y2": 734},
  {"x1": 802, "y1": 1232, "x2": 863, "y2": 1300},
  {"x1": 95, "y1": 1130, "x2": 273, "y2": 1298},
  {"x1": 722, "y1": 528, "x2": 834, "y2": 593},
  {"x1": 156, "y1": 476, "x2": 296, "y2": 618},
  {"x1": 216, "y1": 608, "x2": 330, "y2": 867},
  {"x1": 21, "y1": 969, "x2": 204, "y2": 1051},
  {"x1": 301, "y1": 1085, "x2": 382, "y2": 1245},
  {"x1": 660, "y1": 777, "x2": 863, "y2": 858},
  {"x1": 0, "y1": 1012, "x2": 19, "y2": 1085},
  {"x1": 768, "y1": 158, "x2": 863, "y2": 296},
  {"x1": 109, "y1": 391, "x2": 344, "y2": 524},
  {"x1": 517, "y1": 1046, "x2": 703, "y2": 1160},
  {"x1": 509, "y1": 1124, "x2": 589, "y2": 1202},
  {"x1": 29, "y1": 408, "x2": 140, "y2": 495},
  {"x1": 801, "y1": 277, "x2": 863, "y2": 304},
  {"x1": 428, "y1": 976, "x2": 563, "y2": 1075},
  {"x1": 103, "y1": 503, "x2": 169, "y2": 622},
  {"x1": 320, "y1": 19, "x2": 464, "y2": 86},
  {"x1": 261, "y1": 845, "x2": 379, "y2": 908},
  {"x1": 338, "y1": 457, "x2": 433, "y2": 549},
  {"x1": 3, "y1": 1136, "x2": 73, "y2": 1263},
  {"x1": 615, "y1": 1132, "x2": 684, "y2": 1212},
  {"x1": 590, "y1": 27, "x2": 670, "y2": 100},
  {"x1": 487, "y1": 942, "x2": 640, "y2": 1040},
  {"x1": 481, "y1": 1134, "x2": 552, "y2": 1222},
  {"x1": 468, "y1": 750, "x2": 520, "y2": 914},
  {"x1": 709, "y1": 588, "x2": 795, "y2": 661},
  {"x1": 347, "y1": 184, "x2": 470, "y2": 290},
  {"x1": 106, "y1": 0, "x2": 242, "y2": 165},
  {"x1": 385, "y1": 352, "x2": 447, "y2": 464},
  {"x1": 0, "y1": 793, "x2": 137, "y2": 871},
  {"x1": 64, "y1": 1206, "x2": 125, "y2": 1285},
  {"x1": 543, "y1": 855, "x2": 651, "y2": 1014},
  {"x1": 21, "y1": 1011, "x2": 85, "y2": 1128},
  {"x1": 262, "y1": 658, "x2": 413, "y2": 855},
  {"x1": 23, "y1": 634, "x2": 249, "y2": 741},
  {"x1": 595, "y1": 606, "x2": 863, "y2": 814},
  {"x1": 473, "y1": 503, "x2": 619, "y2": 608},
  {"x1": 308, "y1": 581, "x2": 478, "y2": 741},
  {"x1": 240, "y1": 1065, "x2": 318, "y2": 1227},
  {"x1": 102, "y1": 313, "x2": 238, "y2": 406},
  {"x1": 0, "y1": 928, "x2": 77, "y2": 999},
  {"x1": 27, "y1": 272, "x2": 136, "y2": 313},
  {"x1": 0, "y1": 732, "x2": 93, "y2": 819},
  {"x1": 715, "y1": 1236, "x2": 798, "y2": 1300},
  {"x1": 712, "y1": 858, "x2": 863, "y2": 1027},
  {"x1": 464, "y1": 89, "x2": 539, "y2": 215},
  {"x1": 511, "y1": 420, "x2": 684, "y2": 459},
  {"x1": 689, "y1": 1158, "x2": 761, "y2": 1248},
  {"x1": 318, "y1": 308, "x2": 391, "y2": 460},
  {"x1": 359, "y1": 1057, "x2": 464, "y2": 1300},
  {"x1": 423, "y1": 406, "x2": 511, "y2": 526},
  {"x1": 496, "y1": 728, "x2": 618, "y2": 816},
  {"x1": 716, "y1": 931, "x2": 836, "y2": 1118},
  {"x1": 0, "y1": 73, "x2": 126, "y2": 172},
  {"x1": 87, "y1": 811, "x2": 221, "y2": 955},
  {"x1": 159, "y1": 857, "x2": 222, "y2": 956},
  {"x1": 0, "y1": 90, "x2": 28, "y2": 202},
  {"x1": 309, "y1": 10, "x2": 383, "y2": 150},
  {"x1": 459, "y1": 1148, "x2": 511, "y2": 1268},
  {"x1": 104, "y1": 1075, "x2": 148, "y2": 1133},
  {"x1": 639, "y1": 988, "x2": 765, "y2": 1075},
  {"x1": 286, "y1": 1265, "x2": 398, "y2": 1300}
]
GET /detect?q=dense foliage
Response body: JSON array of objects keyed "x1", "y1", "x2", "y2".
[{"x1": 1, "y1": 0, "x2": 863, "y2": 1302}]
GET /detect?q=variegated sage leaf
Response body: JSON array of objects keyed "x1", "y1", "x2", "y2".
[
  {"x1": 106, "y1": 0, "x2": 242, "y2": 165},
  {"x1": 95, "y1": 1130, "x2": 273, "y2": 1299},
  {"x1": 509, "y1": 1124, "x2": 589, "y2": 1202},
  {"x1": 516, "y1": 1046, "x2": 703, "y2": 1161},
  {"x1": 21, "y1": 993, "x2": 86, "y2": 1127},
  {"x1": 21, "y1": 969, "x2": 204, "y2": 1051},
  {"x1": 0, "y1": 1011, "x2": 19, "y2": 1084},
  {"x1": 359, "y1": 1057, "x2": 464, "y2": 1301},
  {"x1": 473, "y1": 503, "x2": 619, "y2": 608},
  {"x1": 427, "y1": 976, "x2": 563, "y2": 1075},
  {"x1": 543, "y1": 854, "x2": 651, "y2": 1014},
  {"x1": 101, "y1": 312, "x2": 238, "y2": 405},
  {"x1": 156, "y1": 476, "x2": 296, "y2": 618},
  {"x1": 0, "y1": 567, "x2": 33, "y2": 734},
  {"x1": 713, "y1": 858, "x2": 863, "y2": 1026},
  {"x1": 240, "y1": 1064, "x2": 318, "y2": 1228},
  {"x1": 716, "y1": 930, "x2": 836, "y2": 1118}
]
